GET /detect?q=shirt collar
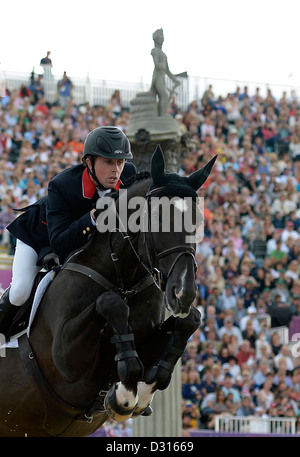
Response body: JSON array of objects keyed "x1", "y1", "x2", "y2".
[{"x1": 82, "y1": 168, "x2": 122, "y2": 198}]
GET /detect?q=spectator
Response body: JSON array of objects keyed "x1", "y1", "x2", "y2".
[
  {"x1": 29, "y1": 74, "x2": 44, "y2": 104},
  {"x1": 253, "y1": 358, "x2": 274, "y2": 388},
  {"x1": 270, "y1": 332, "x2": 282, "y2": 356},
  {"x1": 273, "y1": 345, "x2": 295, "y2": 373},
  {"x1": 182, "y1": 400, "x2": 200, "y2": 431},
  {"x1": 236, "y1": 340, "x2": 256, "y2": 367},
  {"x1": 205, "y1": 388, "x2": 233, "y2": 429},
  {"x1": 198, "y1": 366, "x2": 217, "y2": 397},
  {"x1": 57, "y1": 71, "x2": 74, "y2": 109},
  {"x1": 106, "y1": 90, "x2": 123, "y2": 119},
  {"x1": 221, "y1": 373, "x2": 242, "y2": 406},
  {"x1": 201, "y1": 341, "x2": 219, "y2": 364},
  {"x1": 40, "y1": 51, "x2": 52, "y2": 78},
  {"x1": 218, "y1": 316, "x2": 243, "y2": 344},
  {"x1": 226, "y1": 355, "x2": 241, "y2": 382},
  {"x1": 0, "y1": 204, "x2": 16, "y2": 248},
  {"x1": 281, "y1": 221, "x2": 300, "y2": 244},
  {"x1": 268, "y1": 300, "x2": 294, "y2": 328},
  {"x1": 240, "y1": 305, "x2": 261, "y2": 334},
  {"x1": 182, "y1": 341, "x2": 202, "y2": 366},
  {"x1": 236, "y1": 394, "x2": 256, "y2": 416},
  {"x1": 255, "y1": 336, "x2": 273, "y2": 362},
  {"x1": 227, "y1": 334, "x2": 240, "y2": 357},
  {"x1": 256, "y1": 377, "x2": 275, "y2": 410},
  {"x1": 242, "y1": 320, "x2": 257, "y2": 349},
  {"x1": 208, "y1": 362, "x2": 221, "y2": 382},
  {"x1": 273, "y1": 367, "x2": 294, "y2": 389},
  {"x1": 182, "y1": 368, "x2": 202, "y2": 403},
  {"x1": 220, "y1": 284, "x2": 237, "y2": 311}
]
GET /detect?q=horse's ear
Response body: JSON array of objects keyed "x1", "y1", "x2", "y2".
[
  {"x1": 151, "y1": 144, "x2": 166, "y2": 184},
  {"x1": 187, "y1": 155, "x2": 218, "y2": 190}
]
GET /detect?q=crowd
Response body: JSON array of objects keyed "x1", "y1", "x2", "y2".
[
  {"x1": 1, "y1": 74, "x2": 300, "y2": 435},
  {"x1": 178, "y1": 85, "x2": 300, "y2": 434}
]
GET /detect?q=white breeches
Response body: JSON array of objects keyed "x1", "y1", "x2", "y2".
[{"x1": 9, "y1": 240, "x2": 41, "y2": 306}]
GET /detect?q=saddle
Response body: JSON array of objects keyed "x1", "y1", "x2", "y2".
[{"x1": 6, "y1": 254, "x2": 60, "y2": 341}]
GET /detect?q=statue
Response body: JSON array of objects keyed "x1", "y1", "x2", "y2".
[
  {"x1": 127, "y1": 28, "x2": 183, "y2": 172},
  {"x1": 150, "y1": 28, "x2": 180, "y2": 117}
]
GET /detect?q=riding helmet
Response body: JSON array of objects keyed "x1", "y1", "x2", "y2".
[{"x1": 83, "y1": 126, "x2": 133, "y2": 160}]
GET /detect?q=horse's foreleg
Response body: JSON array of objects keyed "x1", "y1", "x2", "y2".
[
  {"x1": 133, "y1": 307, "x2": 200, "y2": 416},
  {"x1": 145, "y1": 307, "x2": 201, "y2": 389},
  {"x1": 96, "y1": 292, "x2": 144, "y2": 421}
]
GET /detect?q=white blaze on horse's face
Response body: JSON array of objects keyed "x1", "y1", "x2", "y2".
[{"x1": 173, "y1": 198, "x2": 188, "y2": 213}]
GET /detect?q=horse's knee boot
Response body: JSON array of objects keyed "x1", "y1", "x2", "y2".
[
  {"x1": 175, "y1": 306, "x2": 201, "y2": 337},
  {"x1": 111, "y1": 331, "x2": 144, "y2": 383}
]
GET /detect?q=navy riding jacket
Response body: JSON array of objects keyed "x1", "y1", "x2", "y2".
[{"x1": 7, "y1": 162, "x2": 137, "y2": 266}]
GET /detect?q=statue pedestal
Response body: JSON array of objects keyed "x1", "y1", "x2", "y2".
[
  {"x1": 127, "y1": 116, "x2": 181, "y2": 144},
  {"x1": 126, "y1": 89, "x2": 183, "y2": 172}
]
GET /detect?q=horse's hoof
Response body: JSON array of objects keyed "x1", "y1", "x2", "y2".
[
  {"x1": 132, "y1": 404, "x2": 153, "y2": 417},
  {"x1": 104, "y1": 385, "x2": 137, "y2": 422},
  {"x1": 142, "y1": 405, "x2": 153, "y2": 416}
]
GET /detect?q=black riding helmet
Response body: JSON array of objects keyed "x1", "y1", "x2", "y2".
[
  {"x1": 83, "y1": 126, "x2": 133, "y2": 160},
  {"x1": 82, "y1": 126, "x2": 133, "y2": 188}
]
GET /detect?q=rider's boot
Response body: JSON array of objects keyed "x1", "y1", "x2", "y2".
[{"x1": 0, "y1": 288, "x2": 20, "y2": 339}]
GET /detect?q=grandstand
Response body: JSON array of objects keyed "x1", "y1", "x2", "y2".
[{"x1": 1, "y1": 69, "x2": 300, "y2": 437}]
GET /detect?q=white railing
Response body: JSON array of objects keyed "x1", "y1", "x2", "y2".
[
  {"x1": 215, "y1": 415, "x2": 296, "y2": 435},
  {"x1": 0, "y1": 69, "x2": 189, "y2": 111},
  {"x1": 1, "y1": 68, "x2": 299, "y2": 112},
  {"x1": 270, "y1": 326, "x2": 290, "y2": 345}
]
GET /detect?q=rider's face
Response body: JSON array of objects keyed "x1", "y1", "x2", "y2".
[{"x1": 87, "y1": 156, "x2": 125, "y2": 189}]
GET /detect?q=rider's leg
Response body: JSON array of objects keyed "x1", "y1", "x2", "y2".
[
  {"x1": 0, "y1": 239, "x2": 40, "y2": 337},
  {"x1": 9, "y1": 240, "x2": 40, "y2": 305}
]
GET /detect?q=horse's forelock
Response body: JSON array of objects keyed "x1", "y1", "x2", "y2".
[
  {"x1": 118, "y1": 171, "x2": 197, "y2": 200},
  {"x1": 154, "y1": 182, "x2": 198, "y2": 200}
]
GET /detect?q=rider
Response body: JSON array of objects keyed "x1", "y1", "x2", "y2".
[{"x1": 0, "y1": 126, "x2": 137, "y2": 338}]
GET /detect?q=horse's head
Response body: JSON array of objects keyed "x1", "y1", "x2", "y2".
[
  {"x1": 96, "y1": 145, "x2": 216, "y2": 318},
  {"x1": 140, "y1": 145, "x2": 217, "y2": 318}
]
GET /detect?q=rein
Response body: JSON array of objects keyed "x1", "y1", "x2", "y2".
[{"x1": 62, "y1": 184, "x2": 197, "y2": 297}]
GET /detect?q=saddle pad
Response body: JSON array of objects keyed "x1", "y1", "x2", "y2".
[
  {"x1": 0, "y1": 329, "x2": 26, "y2": 350},
  {"x1": 27, "y1": 269, "x2": 56, "y2": 336}
]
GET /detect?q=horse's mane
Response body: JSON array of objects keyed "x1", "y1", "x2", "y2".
[{"x1": 120, "y1": 172, "x2": 151, "y2": 189}]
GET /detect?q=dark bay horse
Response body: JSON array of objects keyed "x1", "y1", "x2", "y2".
[{"x1": 0, "y1": 146, "x2": 217, "y2": 437}]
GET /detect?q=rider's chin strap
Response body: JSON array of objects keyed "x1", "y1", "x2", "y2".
[{"x1": 85, "y1": 158, "x2": 105, "y2": 190}]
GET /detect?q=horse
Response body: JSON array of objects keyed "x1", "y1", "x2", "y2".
[{"x1": 0, "y1": 145, "x2": 217, "y2": 437}]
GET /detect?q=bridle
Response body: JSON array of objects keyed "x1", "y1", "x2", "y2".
[
  {"x1": 63, "y1": 185, "x2": 197, "y2": 298},
  {"x1": 138, "y1": 187, "x2": 197, "y2": 290}
]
